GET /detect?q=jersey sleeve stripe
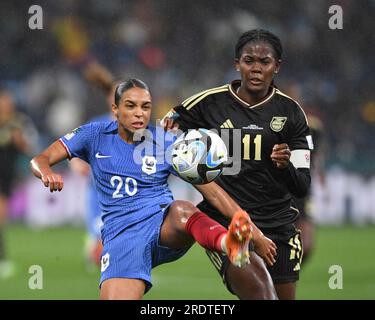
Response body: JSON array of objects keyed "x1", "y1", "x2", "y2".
[
  {"x1": 181, "y1": 90, "x2": 208, "y2": 107},
  {"x1": 58, "y1": 138, "x2": 72, "y2": 159},
  {"x1": 182, "y1": 85, "x2": 228, "y2": 109},
  {"x1": 185, "y1": 87, "x2": 229, "y2": 110},
  {"x1": 290, "y1": 206, "x2": 300, "y2": 214}
]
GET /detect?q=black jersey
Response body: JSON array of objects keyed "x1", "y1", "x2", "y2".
[{"x1": 169, "y1": 80, "x2": 313, "y2": 229}]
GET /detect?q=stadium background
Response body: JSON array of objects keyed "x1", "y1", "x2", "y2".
[{"x1": 0, "y1": 0, "x2": 374, "y2": 299}]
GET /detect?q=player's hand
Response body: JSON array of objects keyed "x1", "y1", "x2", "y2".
[
  {"x1": 162, "y1": 117, "x2": 179, "y2": 132},
  {"x1": 253, "y1": 233, "x2": 277, "y2": 266},
  {"x1": 271, "y1": 143, "x2": 291, "y2": 169},
  {"x1": 41, "y1": 172, "x2": 64, "y2": 192}
]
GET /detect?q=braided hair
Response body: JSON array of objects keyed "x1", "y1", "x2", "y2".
[{"x1": 235, "y1": 29, "x2": 283, "y2": 61}]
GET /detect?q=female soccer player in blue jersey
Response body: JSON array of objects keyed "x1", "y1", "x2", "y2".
[{"x1": 30, "y1": 79, "x2": 276, "y2": 299}]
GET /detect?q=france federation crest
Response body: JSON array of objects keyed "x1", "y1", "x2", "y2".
[{"x1": 142, "y1": 156, "x2": 157, "y2": 175}]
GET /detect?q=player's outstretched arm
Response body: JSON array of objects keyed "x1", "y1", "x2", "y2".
[
  {"x1": 194, "y1": 182, "x2": 241, "y2": 219},
  {"x1": 195, "y1": 182, "x2": 277, "y2": 266},
  {"x1": 160, "y1": 108, "x2": 180, "y2": 132},
  {"x1": 30, "y1": 141, "x2": 69, "y2": 193}
]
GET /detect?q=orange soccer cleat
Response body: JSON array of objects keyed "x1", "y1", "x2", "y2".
[{"x1": 225, "y1": 210, "x2": 252, "y2": 267}]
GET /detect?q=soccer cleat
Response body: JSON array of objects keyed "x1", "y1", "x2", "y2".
[{"x1": 225, "y1": 210, "x2": 252, "y2": 267}]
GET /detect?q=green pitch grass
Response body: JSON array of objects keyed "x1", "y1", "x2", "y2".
[{"x1": 0, "y1": 224, "x2": 374, "y2": 300}]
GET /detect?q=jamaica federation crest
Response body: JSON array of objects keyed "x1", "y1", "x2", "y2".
[{"x1": 270, "y1": 117, "x2": 287, "y2": 132}]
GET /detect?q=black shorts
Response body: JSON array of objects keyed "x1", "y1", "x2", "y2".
[
  {"x1": 263, "y1": 226, "x2": 303, "y2": 284},
  {"x1": 206, "y1": 225, "x2": 303, "y2": 293}
]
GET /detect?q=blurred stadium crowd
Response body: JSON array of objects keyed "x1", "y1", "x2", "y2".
[{"x1": 0, "y1": 0, "x2": 375, "y2": 228}]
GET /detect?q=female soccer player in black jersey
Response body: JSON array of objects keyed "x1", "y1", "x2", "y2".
[{"x1": 163, "y1": 29, "x2": 313, "y2": 300}]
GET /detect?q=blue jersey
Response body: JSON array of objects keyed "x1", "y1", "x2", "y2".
[
  {"x1": 60, "y1": 121, "x2": 177, "y2": 239},
  {"x1": 85, "y1": 113, "x2": 113, "y2": 238}
]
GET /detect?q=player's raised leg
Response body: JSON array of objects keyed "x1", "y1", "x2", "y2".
[
  {"x1": 224, "y1": 210, "x2": 252, "y2": 267},
  {"x1": 160, "y1": 200, "x2": 251, "y2": 267}
]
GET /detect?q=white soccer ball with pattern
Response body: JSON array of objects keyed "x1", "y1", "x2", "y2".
[{"x1": 171, "y1": 129, "x2": 228, "y2": 184}]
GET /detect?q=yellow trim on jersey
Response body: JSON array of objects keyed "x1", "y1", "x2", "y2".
[
  {"x1": 290, "y1": 206, "x2": 300, "y2": 214},
  {"x1": 186, "y1": 88, "x2": 228, "y2": 110},
  {"x1": 229, "y1": 84, "x2": 276, "y2": 109},
  {"x1": 182, "y1": 85, "x2": 229, "y2": 110},
  {"x1": 182, "y1": 84, "x2": 228, "y2": 106},
  {"x1": 275, "y1": 89, "x2": 309, "y2": 125}
]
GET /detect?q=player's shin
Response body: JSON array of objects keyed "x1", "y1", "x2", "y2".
[{"x1": 184, "y1": 211, "x2": 227, "y2": 253}]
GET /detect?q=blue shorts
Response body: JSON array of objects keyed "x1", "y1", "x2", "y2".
[{"x1": 99, "y1": 210, "x2": 189, "y2": 293}]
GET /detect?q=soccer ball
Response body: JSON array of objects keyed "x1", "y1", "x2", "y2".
[{"x1": 171, "y1": 129, "x2": 228, "y2": 184}]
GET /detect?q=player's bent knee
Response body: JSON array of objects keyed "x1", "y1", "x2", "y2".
[
  {"x1": 160, "y1": 201, "x2": 196, "y2": 249},
  {"x1": 169, "y1": 200, "x2": 197, "y2": 223}
]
